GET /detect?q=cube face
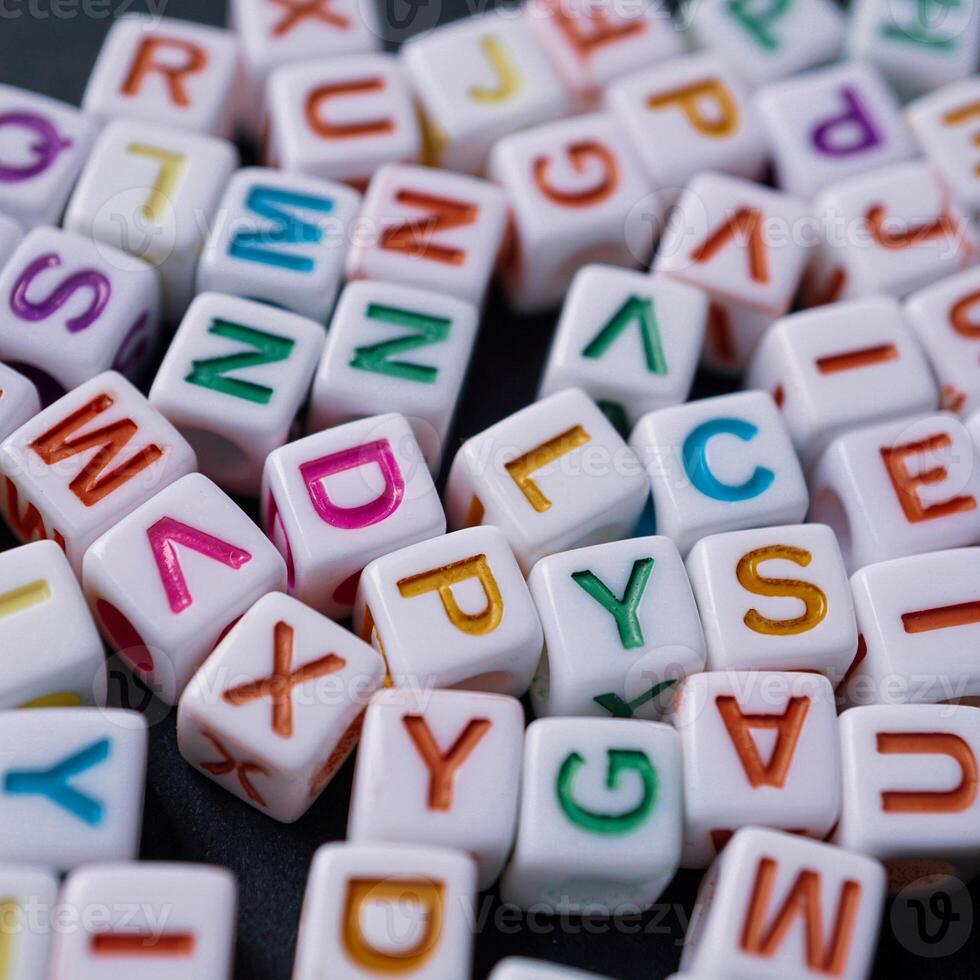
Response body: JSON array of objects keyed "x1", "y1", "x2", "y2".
[
  {"x1": 0, "y1": 227, "x2": 160, "y2": 402},
  {"x1": 539, "y1": 266, "x2": 708, "y2": 428},
  {"x1": 748, "y1": 298, "x2": 940, "y2": 462},
  {"x1": 263, "y1": 413, "x2": 446, "y2": 618},
  {"x1": 232, "y1": 0, "x2": 381, "y2": 124},
  {"x1": 809, "y1": 413, "x2": 980, "y2": 572},
  {"x1": 348, "y1": 688, "x2": 524, "y2": 888},
  {"x1": 605, "y1": 53, "x2": 768, "y2": 196},
  {"x1": 907, "y1": 268, "x2": 980, "y2": 416},
  {"x1": 293, "y1": 842, "x2": 477, "y2": 980},
  {"x1": 402, "y1": 12, "x2": 570, "y2": 175},
  {"x1": 630, "y1": 391, "x2": 809, "y2": 555},
  {"x1": 686, "y1": 524, "x2": 857, "y2": 682},
  {"x1": 489, "y1": 112, "x2": 656, "y2": 314},
  {"x1": 0, "y1": 865, "x2": 59, "y2": 980},
  {"x1": 309, "y1": 281, "x2": 479, "y2": 473},
  {"x1": 653, "y1": 173, "x2": 812, "y2": 373},
  {"x1": 149, "y1": 292, "x2": 326, "y2": 496},
  {"x1": 673, "y1": 672, "x2": 842, "y2": 867},
  {"x1": 845, "y1": 549, "x2": 980, "y2": 707},
  {"x1": 529, "y1": 535, "x2": 706, "y2": 720},
  {"x1": 848, "y1": 0, "x2": 980, "y2": 100},
  {"x1": 838, "y1": 705, "x2": 980, "y2": 891},
  {"x1": 756, "y1": 62, "x2": 915, "y2": 201},
  {"x1": 0, "y1": 541, "x2": 106, "y2": 709},
  {"x1": 178, "y1": 592, "x2": 384, "y2": 822},
  {"x1": 501, "y1": 717, "x2": 682, "y2": 914},
  {"x1": 682, "y1": 828, "x2": 886, "y2": 980},
  {"x1": 345, "y1": 163, "x2": 508, "y2": 305},
  {"x1": 266, "y1": 54, "x2": 421, "y2": 186},
  {"x1": 48, "y1": 862, "x2": 236, "y2": 980},
  {"x1": 83, "y1": 473, "x2": 286, "y2": 705},
  {"x1": 691, "y1": 0, "x2": 844, "y2": 87},
  {"x1": 446, "y1": 388, "x2": 649, "y2": 573},
  {"x1": 0, "y1": 363, "x2": 40, "y2": 443},
  {"x1": 491, "y1": 960, "x2": 610, "y2": 980},
  {"x1": 909, "y1": 79, "x2": 980, "y2": 218},
  {"x1": 526, "y1": 0, "x2": 684, "y2": 104},
  {"x1": 64, "y1": 120, "x2": 239, "y2": 321},
  {"x1": 0, "y1": 84, "x2": 98, "y2": 229},
  {"x1": 354, "y1": 526, "x2": 543, "y2": 698},
  {"x1": 196, "y1": 166, "x2": 360, "y2": 323},
  {"x1": 0, "y1": 708, "x2": 146, "y2": 871},
  {"x1": 0, "y1": 371, "x2": 197, "y2": 574},
  {"x1": 812, "y1": 161, "x2": 979, "y2": 302}
]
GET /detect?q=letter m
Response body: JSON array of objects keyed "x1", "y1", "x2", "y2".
[
  {"x1": 30, "y1": 393, "x2": 163, "y2": 507},
  {"x1": 229, "y1": 185, "x2": 334, "y2": 273}
]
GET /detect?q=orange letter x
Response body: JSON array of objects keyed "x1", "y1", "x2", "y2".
[
  {"x1": 268, "y1": 0, "x2": 350, "y2": 35},
  {"x1": 200, "y1": 731, "x2": 270, "y2": 807},
  {"x1": 223, "y1": 621, "x2": 346, "y2": 738}
]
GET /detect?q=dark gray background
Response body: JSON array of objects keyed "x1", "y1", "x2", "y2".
[{"x1": 0, "y1": 0, "x2": 977, "y2": 976}]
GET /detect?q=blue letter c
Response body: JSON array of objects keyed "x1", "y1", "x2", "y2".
[{"x1": 682, "y1": 417, "x2": 775, "y2": 502}]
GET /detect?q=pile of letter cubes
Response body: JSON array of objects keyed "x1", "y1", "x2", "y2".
[{"x1": 1, "y1": 0, "x2": 980, "y2": 975}]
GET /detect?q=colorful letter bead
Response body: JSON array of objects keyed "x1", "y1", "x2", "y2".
[
  {"x1": 686, "y1": 524, "x2": 856, "y2": 681},
  {"x1": 837, "y1": 704, "x2": 980, "y2": 890},
  {"x1": 909, "y1": 78, "x2": 980, "y2": 219},
  {"x1": 196, "y1": 166, "x2": 360, "y2": 323},
  {"x1": 653, "y1": 173, "x2": 812, "y2": 373},
  {"x1": 82, "y1": 14, "x2": 240, "y2": 137},
  {"x1": 446, "y1": 388, "x2": 649, "y2": 573},
  {"x1": 231, "y1": 0, "x2": 381, "y2": 134},
  {"x1": 526, "y1": 0, "x2": 683, "y2": 106},
  {"x1": 309, "y1": 281, "x2": 478, "y2": 473},
  {"x1": 605, "y1": 53, "x2": 768, "y2": 200},
  {"x1": 691, "y1": 0, "x2": 843, "y2": 87},
  {"x1": 149, "y1": 292, "x2": 325, "y2": 496},
  {"x1": 401, "y1": 11, "x2": 570, "y2": 174},
  {"x1": 809, "y1": 413, "x2": 980, "y2": 571},
  {"x1": 348, "y1": 688, "x2": 523, "y2": 888},
  {"x1": 178, "y1": 592, "x2": 384, "y2": 822},
  {"x1": 0, "y1": 371, "x2": 197, "y2": 574},
  {"x1": 848, "y1": 0, "x2": 980, "y2": 100},
  {"x1": 0, "y1": 865, "x2": 59, "y2": 980},
  {"x1": 64, "y1": 120, "x2": 239, "y2": 321},
  {"x1": 47, "y1": 862, "x2": 236, "y2": 980},
  {"x1": 501, "y1": 717, "x2": 682, "y2": 913},
  {"x1": 528, "y1": 535, "x2": 706, "y2": 719},
  {"x1": 681, "y1": 828, "x2": 885, "y2": 980},
  {"x1": 844, "y1": 548, "x2": 980, "y2": 706},
  {"x1": 0, "y1": 708, "x2": 146, "y2": 871},
  {"x1": 808, "y1": 162, "x2": 979, "y2": 304},
  {"x1": 630, "y1": 391, "x2": 808, "y2": 555},
  {"x1": 672, "y1": 671, "x2": 841, "y2": 867},
  {"x1": 293, "y1": 842, "x2": 476, "y2": 980},
  {"x1": 491, "y1": 960, "x2": 611, "y2": 980},
  {"x1": 489, "y1": 112, "x2": 657, "y2": 314},
  {"x1": 0, "y1": 541, "x2": 106, "y2": 709},
  {"x1": 748, "y1": 297, "x2": 939, "y2": 463},
  {"x1": 345, "y1": 163, "x2": 507, "y2": 305},
  {"x1": 0, "y1": 227, "x2": 160, "y2": 403},
  {"x1": 354, "y1": 526, "x2": 543, "y2": 696},
  {"x1": 756, "y1": 62, "x2": 914, "y2": 201},
  {"x1": 906, "y1": 268, "x2": 980, "y2": 415},
  {"x1": 263, "y1": 413, "x2": 445, "y2": 618},
  {"x1": 0, "y1": 84, "x2": 97, "y2": 229},
  {"x1": 266, "y1": 54, "x2": 421, "y2": 187},
  {"x1": 0, "y1": 363, "x2": 39, "y2": 443},
  {"x1": 538, "y1": 266, "x2": 708, "y2": 430},
  {"x1": 83, "y1": 473, "x2": 285, "y2": 704}
]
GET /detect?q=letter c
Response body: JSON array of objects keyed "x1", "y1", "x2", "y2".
[{"x1": 682, "y1": 417, "x2": 775, "y2": 502}]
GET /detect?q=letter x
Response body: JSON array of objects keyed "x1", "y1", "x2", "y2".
[
  {"x1": 223, "y1": 621, "x2": 346, "y2": 738},
  {"x1": 200, "y1": 732, "x2": 269, "y2": 808},
  {"x1": 268, "y1": 0, "x2": 350, "y2": 34}
]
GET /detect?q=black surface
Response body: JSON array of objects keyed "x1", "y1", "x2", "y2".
[{"x1": 1, "y1": 1, "x2": 978, "y2": 977}]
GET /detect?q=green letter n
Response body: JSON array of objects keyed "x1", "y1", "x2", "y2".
[{"x1": 349, "y1": 304, "x2": 452, "y2": 384}]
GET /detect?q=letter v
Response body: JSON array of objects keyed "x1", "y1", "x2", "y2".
[{"x1": 147, "y1": 517, "x2": 253, "y2": 614}]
